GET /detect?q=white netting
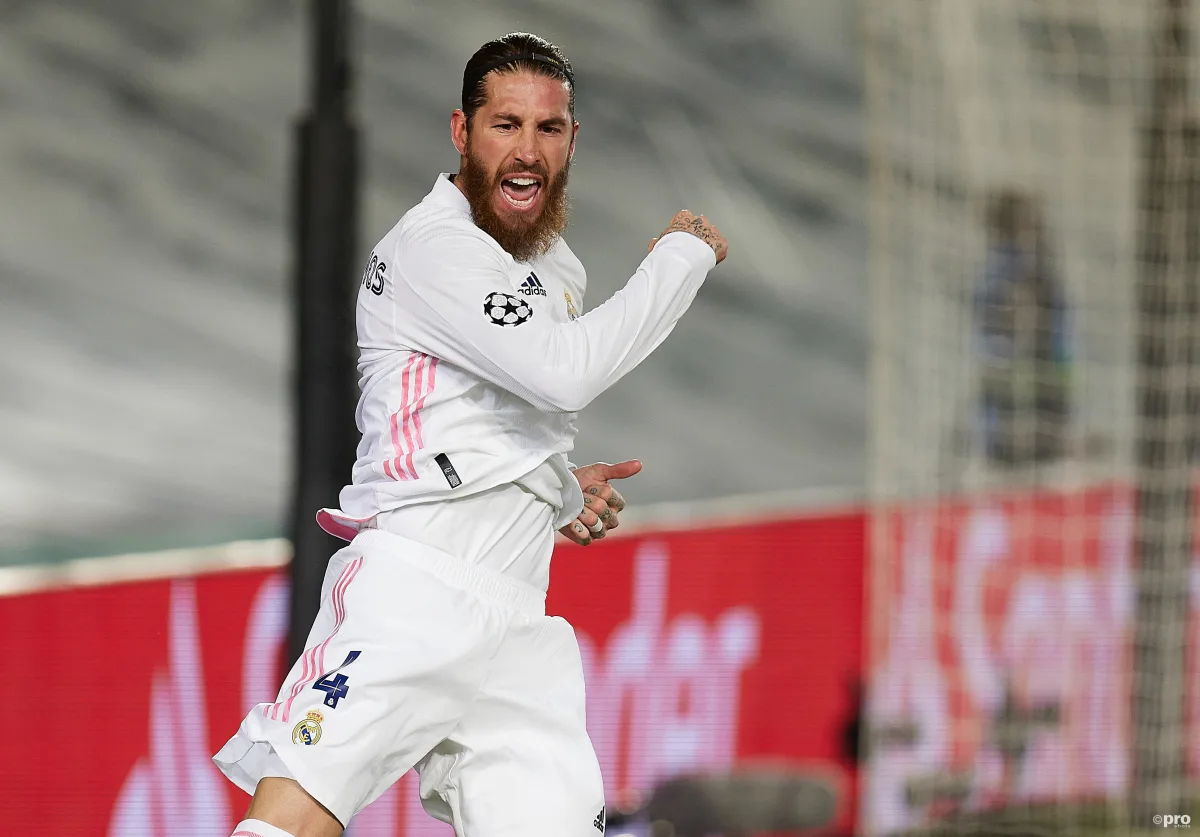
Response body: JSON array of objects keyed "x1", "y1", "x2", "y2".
[{"x1": 863, "y1": 1, "x2": 1199, "y2": 834}]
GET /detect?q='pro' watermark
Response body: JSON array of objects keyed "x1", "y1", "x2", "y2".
[{"x1": 1154, "y1": 814, "x2": 1192, "y2": 828}]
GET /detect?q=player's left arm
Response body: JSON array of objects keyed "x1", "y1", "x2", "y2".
[{"x1": 559, "y1": 460, "x2": 642, "y2": 546}]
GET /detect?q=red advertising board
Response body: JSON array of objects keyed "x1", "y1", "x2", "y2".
[
  {"x1": 864, "y1": 485, "x2": 1200, "y2": 835},
  {"x1": 1, "y1": 512, "x2": 865, "y2": 835}
]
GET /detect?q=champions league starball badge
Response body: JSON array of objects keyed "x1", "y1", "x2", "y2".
[
  {"x1": 484, "y1": 292, "x2": 533, "y2": 327},
  {"x1": 292, "y1": 710, "x2": 324, "y2": 746}
]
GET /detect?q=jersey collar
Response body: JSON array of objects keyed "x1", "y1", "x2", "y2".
[{"x1": 428, "y1": 173, "x2": 471, "y2": 216}]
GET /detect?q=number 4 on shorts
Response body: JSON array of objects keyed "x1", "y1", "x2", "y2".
[{"x1": 312, "y1": 650, "x2": 362, "y2": 709}]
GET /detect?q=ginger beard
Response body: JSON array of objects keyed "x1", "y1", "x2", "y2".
[{"x1": 459, "y1": 145, "x2": 571, "y2": 263}]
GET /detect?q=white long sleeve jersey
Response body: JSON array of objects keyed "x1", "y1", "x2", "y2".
[{"x1": 317, "y1": 174, "x2": 717, "y2": 541}]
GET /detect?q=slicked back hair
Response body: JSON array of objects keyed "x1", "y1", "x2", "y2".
[{"x1": 461, "y1": 33, "x2": 575, "y2": 129}]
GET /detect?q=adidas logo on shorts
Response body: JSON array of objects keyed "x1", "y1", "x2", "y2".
[
  {"x1": 517, "y1": 272, "x2": 547, "y2": 296},
  {"x1": 593, "y1": 805, "x2": 605, "y2": 833}
]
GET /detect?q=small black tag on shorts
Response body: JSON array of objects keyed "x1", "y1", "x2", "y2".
[{"x1": 435, "y1": 453, "x2": 462, "y2": 488}]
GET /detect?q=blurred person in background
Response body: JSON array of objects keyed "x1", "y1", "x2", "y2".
[
  {"x1": 212, "y1": 31, "x2": 728, "y2": 837},
  {"x1": 974, "y1": 189, "x2": 1072, "y2": 468}
]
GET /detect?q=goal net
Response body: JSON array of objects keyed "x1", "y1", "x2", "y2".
[{"x1": 863, "y1": 1, "x2": 1200, "y2": 834}]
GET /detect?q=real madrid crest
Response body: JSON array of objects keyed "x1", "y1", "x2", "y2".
[
  {"x1": 292, "y1": 710, "x2": 324, "y2": 746},
  {"x1": 564, "y1": 291, "x2": 579, "y2": 321}
]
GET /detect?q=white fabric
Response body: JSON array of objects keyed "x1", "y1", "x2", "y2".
[
  {"x1": 230, "y1": 819, "x2": 297, "y2": 837},
  {"x1": 371, "y1": 460, "x2": 560, "y2": 591},
  {"x1": 317, "y1": 173, "x2": 716, "y2": 542},
  {"x1": 214, "y1": 531, "x2": 605, "y2": 835}
]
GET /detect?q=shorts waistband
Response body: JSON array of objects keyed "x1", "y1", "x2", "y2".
[{"x1": 352, "y1": 529, "x2": 546, "y2": 616}]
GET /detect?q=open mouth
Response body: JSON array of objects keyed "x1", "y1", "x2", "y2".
[{"x1": 499, "y1": 175, "x2": 543, "y2": 210}]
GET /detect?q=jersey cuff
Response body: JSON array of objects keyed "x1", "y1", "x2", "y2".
[{"x1": 655, "y1": 230, "x2": 719, "y2": 270}]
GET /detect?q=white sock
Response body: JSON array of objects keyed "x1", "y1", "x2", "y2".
[{"x1": 230, "y1": 820, "x2": 298, "y2": 837}]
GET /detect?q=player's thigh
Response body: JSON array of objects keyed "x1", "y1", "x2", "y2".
[
  {"x1": 420, "y1": 724, "x2": 605, "y2": 837},
  {"x1": 419, "y1": 615, "x2": 605, "y2": 836},
  {"x1": 229, "y1": 545, "x2": 501, "y2": 825}
]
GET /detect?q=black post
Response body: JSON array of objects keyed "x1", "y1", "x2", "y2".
[
  {"x1": 288, "y1": 0, "x2": 360, "y2": 666},
  {"x1": 1132, "y1": 0, "x2": 1194, "y2": 825}
]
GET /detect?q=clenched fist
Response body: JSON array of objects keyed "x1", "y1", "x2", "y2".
[{"x1": 647, "y1": 210, "x2": 728, "y2": 264}]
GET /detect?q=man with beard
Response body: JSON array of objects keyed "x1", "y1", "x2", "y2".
[{"x1": 215, "y1": 32, "x2": 727, "y2": 837}]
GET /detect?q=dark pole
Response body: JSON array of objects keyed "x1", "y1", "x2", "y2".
[
  {"x1": 288, "y1": 0, "x2": 361, "y2": 666},
  {"x1": 1132, "y1": 0, "x2": 1194, "y2": 825}
]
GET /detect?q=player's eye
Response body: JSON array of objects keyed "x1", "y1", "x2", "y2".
[
  {"x1": 494, "y1": 123, "x2": 516, "y2": 132},
  {"x1": 541, "y1": 125, "x2": 562, "y2": 135}
]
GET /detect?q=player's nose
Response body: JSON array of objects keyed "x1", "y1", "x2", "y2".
[{"x1": 513, "y1": 126, "x2": 541, "y2": 165}]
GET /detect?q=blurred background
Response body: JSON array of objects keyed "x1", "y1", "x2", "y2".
[
  {"x1": 3, "y1": 0, "x2": 1200, "y2": 835},
  {"x1": 0, "y1": 0, "x2": 864, "y2": 566}
]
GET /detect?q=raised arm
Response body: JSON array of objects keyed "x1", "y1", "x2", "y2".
[{"x1": 386, "y1": 215, "x2": 723, "y2": 413}]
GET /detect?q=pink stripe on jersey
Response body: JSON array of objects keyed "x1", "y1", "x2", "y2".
[
  {"x1": 388, "y1": 354, "x2": 420, "y2": 481},
  {"x1": 281, "y1": 557, "x2": 363, "y2": 723},
  {"x1": 395, "y1": 357, "x2": 422, "y2": 479},
  {"x1": 404, "y1": 357, "x2": 438, "y2": 478},
  {"x1": 232, "y1": 832, "x2": 265, "y2": 837},
  {"x1": 384, "y1": 353, "x2": 438, "y2": 481}
]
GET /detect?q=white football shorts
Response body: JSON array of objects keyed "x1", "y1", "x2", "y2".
[{"x1": 213, "y1": 529, "x2": 605, "y2": 835}]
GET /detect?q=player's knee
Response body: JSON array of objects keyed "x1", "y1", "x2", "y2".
[{"x1": 243, "y1": 777, "x2": 343, "y2": 837}]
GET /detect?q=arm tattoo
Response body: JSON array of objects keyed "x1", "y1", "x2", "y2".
[{"x1": 664, "y1": 215, "x2": 724, "y2": 258}]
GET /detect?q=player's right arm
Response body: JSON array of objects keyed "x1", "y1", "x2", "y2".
[{"x1": 386, "y1": 211, "x2": 727, "y2": 413}]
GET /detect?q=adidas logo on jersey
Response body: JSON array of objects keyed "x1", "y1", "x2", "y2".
[{"x1": 517, "y1": 273, "x2": 547, "y2": 297}]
